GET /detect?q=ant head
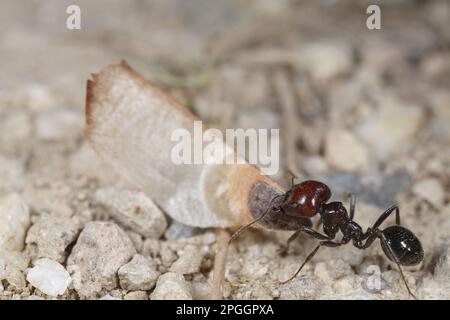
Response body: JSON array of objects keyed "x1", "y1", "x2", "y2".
[
  {"x1": 320, "y1": 201, "x2": 348, "y2": 225},
  {"x1": 282, "y1": 180, "x2": 331, "y2": 218},
  {"x1": 381, "y1": 226, "x2": 424, "y2": 266}
]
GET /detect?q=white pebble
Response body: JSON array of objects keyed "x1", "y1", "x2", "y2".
[{"x1": 26, "y1": 258, "x2": 71, "y2": 297}]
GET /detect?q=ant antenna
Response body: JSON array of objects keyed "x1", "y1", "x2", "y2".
[{"x1": 229, "y1": 194, "x2": 284, "y2": 244}]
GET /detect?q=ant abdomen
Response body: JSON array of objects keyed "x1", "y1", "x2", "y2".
[{"x1": 381, "y1": 226, "x2": 424, "y2": 266}]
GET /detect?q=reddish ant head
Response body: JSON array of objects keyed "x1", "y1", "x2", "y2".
[{"x1": 281, "y1": 180, "x2": 331, "y2": 218}]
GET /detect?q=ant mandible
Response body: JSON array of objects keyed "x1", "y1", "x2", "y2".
[{"x1": 230, "y1": 179, "x2": 424, "y2": 299}]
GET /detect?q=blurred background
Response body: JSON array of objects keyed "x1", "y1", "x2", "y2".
[{"x1": 0, "y1": 0, "x2": 449, "y2": 300}]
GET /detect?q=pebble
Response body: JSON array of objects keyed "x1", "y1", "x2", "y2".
[
  {"x1": 26, "y1": 258, "x2": 71, "y2": 297},
  {"x1": 170, "y1": 245, "x2": 205, "y2": 274},
  {"x1": 35, "y1": 109, "x2": 84, "y2": 141},
  {"x1": 118, "y1": 254, "x2": 160, "y2": 291},
  {"x1": 95, "y1": 188, "x2": 168, "y2": 238},
  {"x1": 324, "y1": 129, "x2": 370, "y2": 171},
  {"x1": 357, "y1": 97, "x2": 425, "y2": 161},
  {"x1": 25, "y1": 216, "x2": 80, "y2": 263},
  {"x1": 67, "y1": 221, "x2": 136, "y2": 296},
  {"x1": 299, "y1": 41, "x2": 353, "y2": 82},
  {"x1": 123, "y1": 291, "x2": 148, "y2": 300},
  {"x1": 0, "y1": 193, "x2": 30, "y2": 251},
  {"x1": 412, "y1": 178, "x2": 445, "y2": 208},
  {"x1": 150, "y1": 272, "x2": 193, "y2": 300}
]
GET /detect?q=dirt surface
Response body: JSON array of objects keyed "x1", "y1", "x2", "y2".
[{"x1": 0, "y1": 0, "x2": 449, "y2": 300}]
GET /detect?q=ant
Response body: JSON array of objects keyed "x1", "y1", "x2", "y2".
[{"x1": 230, "y1": 180, "x2": 424, "y2": 299}]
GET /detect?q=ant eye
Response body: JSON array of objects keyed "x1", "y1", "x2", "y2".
[{"x1": 381, "y1": 226, "x2": 424, "y2": 266}]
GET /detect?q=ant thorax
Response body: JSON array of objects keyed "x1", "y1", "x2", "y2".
[{"x1": 320, "y1": 201, "x2": 348, "y2": 225}]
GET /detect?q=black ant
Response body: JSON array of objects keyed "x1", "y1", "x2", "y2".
[{"x1": 230, "y1": 180, "x2": 424, "y2": 299}]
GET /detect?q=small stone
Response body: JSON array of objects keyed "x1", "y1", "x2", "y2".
[
  {"x1": 118, "y1": 254, "x2": 160, "y2": 291},
  {"x1": 123, "y1": 291, "x2": 148, "y2": 300},
  {"x1": 314, "y1": 259, "x2": 353, "y2": 282},
  {"x1": 25, "y1": 216, "x2": 80, "y2": 263},
  {"x1": 35, "y1": 109, "x2": 83, "y2": 141},
  {"x1": 357, "y1": 98, "x2": 425, "y2": 161},
  {"x1": 150, "y1": 272, "x2": 192, "y2": 300},
  {"x1": 95, "y1": 188, "x2": 167, "y2": 238},
  {"x1": 67, "y1": 222, "x2": 136, "y2": 296},
  {"x1": 324, "y1": 129, "x2": 370, "y2": 171},
  {"x1": 412, "y1": 178, "x2": 445, "y2": 208},
  {"x1": 170, "y1": 245, "x2": 204, "y2": 274},
  {"x1": 0, "y1": 194, "x2": 30, "y2": 251},
  {"x1": 299, "y1": 41, "x2": 353, "y2": 82},
  {"x1": 26, "y1": 258, "x2": 71, "y2": 297}
]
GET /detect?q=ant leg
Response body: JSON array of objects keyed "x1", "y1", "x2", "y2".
[
  {"x1": 371, "y1": 205, "x2": 400, "y2": 230},
  {"x1": 378, "y1": 230, "x2": 417, "y2": 300},
  {"x1": 277, "y1": 230, "x2": 301, "y2": 255},
  {"x1": 229, "y1": 194, "x2": 283, "y2": 244},
  {"x1": 277, "y1": 225, "x2": 329, "y2": 255},
  {"x1": 279, "y1": 240, "x2": 342, "y2": 284},
  {"x1": 347, "y1": 193, "x2": 356, "y2": 220}
]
